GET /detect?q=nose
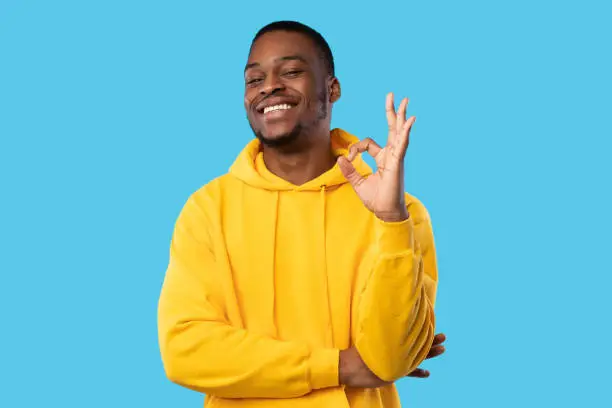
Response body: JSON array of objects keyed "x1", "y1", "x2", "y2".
[{"x1": 260, "y1": 74, "x2": 284, "y2": 95}]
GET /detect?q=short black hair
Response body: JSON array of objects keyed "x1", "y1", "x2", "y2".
[{"x1": 252, "y1": 21, "x2": 335, "y2": 77}]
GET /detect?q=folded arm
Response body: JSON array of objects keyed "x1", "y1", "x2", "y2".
[
  {"x1": 353, "y1": 198, "x2": 438, "y2": 382},
  {"x1": 158, "y1": 194, "x2": 339, "y2": 398}
]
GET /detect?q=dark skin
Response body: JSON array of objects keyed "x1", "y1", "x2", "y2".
[
  {"x1": 340, "y1": 334, "x2": 447, "y2": 387},
  {"x1": 244, "y1": 30, "x2": 339, "y2": 186},
  {"x1": 244, "y1": 30, "x2": 446, "y2": 386}
]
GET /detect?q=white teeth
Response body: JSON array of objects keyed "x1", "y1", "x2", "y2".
[{"x1": 263, "y1": 104, "x2": 293, "y2": 114}]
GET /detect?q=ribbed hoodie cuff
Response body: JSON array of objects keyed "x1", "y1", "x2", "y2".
[
  {"x1": 308, "y1": 348, "x2": 340, "y2": 390},
  {"x1": 376, "y1": 216, "x2": 415, "y2": 254}
]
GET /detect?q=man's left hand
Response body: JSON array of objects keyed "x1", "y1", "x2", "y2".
[
  {"x1": 339, "y1": 332, "x2": 447, "y2": 387},
  {"x1": 406, "y1": 333, "x2": 446, "y2": 378},
  {"x1": 337, "y1": 92, "x2": 415, "y2": 222}
]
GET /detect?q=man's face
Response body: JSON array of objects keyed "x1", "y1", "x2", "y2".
[{"x1": 244, "y1": 30, "x2": 330, "y2": 147}]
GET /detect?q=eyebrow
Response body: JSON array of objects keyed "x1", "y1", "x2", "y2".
[{"x1": 244, "y1": 55, "x2": 308, "y2": 72}]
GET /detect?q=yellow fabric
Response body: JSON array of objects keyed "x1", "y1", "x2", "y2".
[{"x1": 158, "y1": 128, "x2": 438, "y2": 407}]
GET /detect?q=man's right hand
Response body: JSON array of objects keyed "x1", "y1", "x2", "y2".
[
  {"x1": 339, "y1": 345, "x2": 391, "y2": 388},
  {"x1": 338, "y1": 333, "x2": 446, "y2": 387}
]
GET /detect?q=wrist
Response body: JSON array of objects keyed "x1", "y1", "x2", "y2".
[
  {"x1": 338, "y1": 348, "x2": 355, "y2": 385},
  {"x1": 376, "y1": 215, "x2": 414, "y2": 254},
  {"x1": 338, "y1": 349, "x2": 349, "y2": 385},
  {"x1": 375, "y1": 208, "x2": 410, "y2": 223}
]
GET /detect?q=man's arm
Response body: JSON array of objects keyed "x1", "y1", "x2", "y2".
[
  {"x1": 336, "y1": 93, "x2": 438, "y2": 384},
  {"x1": 157, "y1": 194, "x2": 339, "y2": 398},
  {"x1": 350, "y1": 197, "x2": 437, "y2": 382}
]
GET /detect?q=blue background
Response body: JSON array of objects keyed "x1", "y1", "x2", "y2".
[{"x1": 1, "y1": 0, "x2": 610, "y2": 406}]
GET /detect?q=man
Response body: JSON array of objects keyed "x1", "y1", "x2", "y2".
[{"x1": 158, "y1": 21, "x2": 444, "y2": 408}]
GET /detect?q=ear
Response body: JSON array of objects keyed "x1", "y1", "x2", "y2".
[{"x1": 329, "y1": 77, "x2": 341, "y2": 103}]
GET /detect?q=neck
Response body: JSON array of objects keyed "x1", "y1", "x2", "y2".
[{"x1": 262, "y1": 129, "x2": 337, "y2": 186}]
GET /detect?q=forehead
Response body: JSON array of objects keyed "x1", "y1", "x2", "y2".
[{"x1": 247, "y1": 30, "x2": 320, "y2": 66}]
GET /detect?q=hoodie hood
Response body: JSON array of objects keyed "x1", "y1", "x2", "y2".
[{"x1": 229, "y1": 128, "x2": 373, "y2": 191}]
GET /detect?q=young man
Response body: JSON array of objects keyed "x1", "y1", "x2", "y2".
[{"x1": 158, "y1": 21, "x2": 444, "y2": 408}]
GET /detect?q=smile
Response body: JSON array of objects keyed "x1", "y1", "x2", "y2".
[{"x1": 263, "y1": 104, "x2": 295, "y2": 115}]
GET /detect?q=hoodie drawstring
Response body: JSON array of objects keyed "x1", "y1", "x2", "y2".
[
  {"x1": 271, "y1": 191, "x2": 280, "y2": 338},
  {"x1": 320, "y1": 185, "x2": 335, "y2": 347}
]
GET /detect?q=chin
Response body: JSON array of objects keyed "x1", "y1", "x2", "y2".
[{"x1": 254, "y1": 123, "x2": 303, "y2": 148}]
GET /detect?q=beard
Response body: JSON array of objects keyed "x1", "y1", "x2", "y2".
[
  {"x1": 253, "y1": 122, "x2": 304, "y2": 149},
  {"x1": 249, "y1": 88, "x2": 328, "y2": 149}
]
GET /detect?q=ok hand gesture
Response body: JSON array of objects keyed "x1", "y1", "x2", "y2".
[{"x1": 337, "y1": 93, "x2": 416, "y2": 222}]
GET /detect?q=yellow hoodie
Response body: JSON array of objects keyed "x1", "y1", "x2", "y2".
[{"x1": 158, "y1": 128, "x2": 438, "y2": 408}]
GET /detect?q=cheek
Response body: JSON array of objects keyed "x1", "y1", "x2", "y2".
[
  {"x1": 244, "y1": 91, "x2": 256, "y2": 113},
  {"x1": 292, "y1": 82, "x2": 314, "y2": 106},
  {"x1": 303, "y1": 84, "x2": 324, "y2": 111}
]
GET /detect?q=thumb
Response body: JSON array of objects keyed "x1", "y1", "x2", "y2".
[{"x1": 337, "y1": 156, "x2": 364, "y2": 188}]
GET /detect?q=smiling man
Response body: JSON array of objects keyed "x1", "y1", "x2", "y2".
[{"x1": 158, "y1": 21, "x2": 444, "y2": 408}]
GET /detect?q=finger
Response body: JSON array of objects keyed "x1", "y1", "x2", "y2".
[
  {"x1": 386, "y1": 92, "x2": 396, "y2": 136},
  {"x1": 397, "y1": 115, "x2": 416, "y2": 155},
  {"x1": 337, "y1": 156, "x2": 366, "y2": 188},
  {"x1": 426, "y1": 345, "x2": 445, "y2": 359},
  {"x1": 347, "y1": 138, "x2": 382, "y2": 161},
  {"x1": 396, "y1": 97, "x2": 409, "y2": 137},
  {"x1": 406, "y1": 368, "x2": 430, "y2": 378},
  {"x1": 432, "y1": 333, "x2": 446, "y2": 346}
]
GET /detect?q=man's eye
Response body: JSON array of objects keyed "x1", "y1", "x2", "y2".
[
  {"x1": 283, "y1": 70, "x2": 302, "y2": 77},
  {"x1": 246, "y1": 78, "x2": 263, "y2": 86}
]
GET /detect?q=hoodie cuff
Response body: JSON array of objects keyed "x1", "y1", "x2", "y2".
[
  {"x1": 376, "y1": 216, "x2": 415, "y2": 255},
  {"x1": 308, "y1": 348, "x2": 340, "y2": 390}
]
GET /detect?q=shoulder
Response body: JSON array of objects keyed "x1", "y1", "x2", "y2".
[
  {"x1": 172, "y1": 175, "x2": 223, "y2": 222},
  {"x1": 183, "y1": 172, "x2": 248, "y2": 220},
  {"x1": 189, "y1": 173, "x2": 236, "y2": 205},
  {"x1": 404, "y1": 192, "x2": 432, "y2": 225}
]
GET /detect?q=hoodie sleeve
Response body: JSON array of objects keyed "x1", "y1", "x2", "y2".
[
  {"x1": 157, "y1": 193, "x2": 340, "y2": 398},
  {"x1": 353, "y1": 195, "x2": 438, "y2": 382}
]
